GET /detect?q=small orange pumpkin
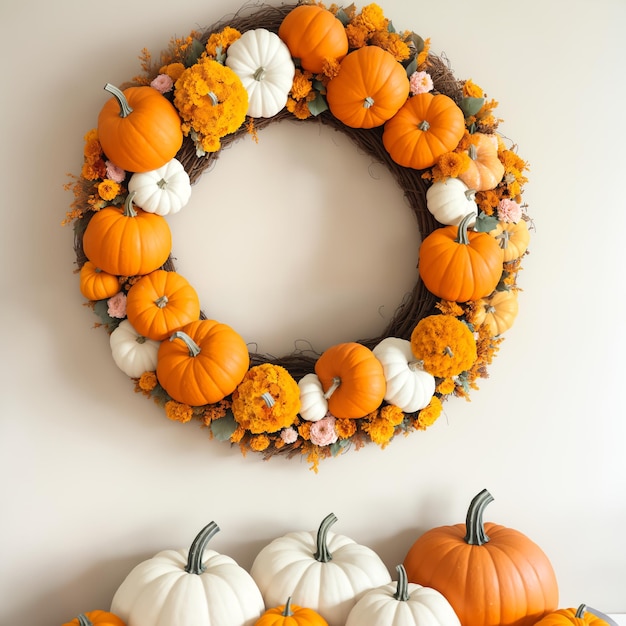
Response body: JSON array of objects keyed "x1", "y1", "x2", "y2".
[
  {"x1": 97, "y1": 84, "x2": 183, "y2": 173},
  {"x1": 82, "y1": 192, "x2": 172, "y2": 278},
  {"x1": 255, "y1": 596, "x2": 329, "y2": 626},
  {"x1": 126, "y1": 269, "x2": 200, "y2": 341},
  {"x1": 314, "y1": 342, "x2": 386, "y2": 419},
  {"x1": 63, "y1": 611, "x2": 126, "y2": 626},
  {"x1": 490, "y1": 218, "x2": 530, "y2": 262},
  {"x1": 278, "y1": 4, "x2": 348, "y2": 74},
  {"x1": 326, "y1": 46, "x2": 410, "y2": 129},
  {"x1": 79, "y1": 261, "x2": 120, "y2": 301},
  {"x1": 156, "y1": 319, "x2": 250, "y2": 406},
  {"x1": 534, "y1": 604, "x2": 616, "y2": 626},
  {"x1": 473, "y1": 289, "x2": 519, "y2": 336},
  {"x1": 419, "y1": 213, "x2": 505, "y2": 302},
  {"x1": 383, "y1": 93, "x2": 465, "y2": 170},
  {"x1": 457, "y1": 133, "x2": 505, "y2": 191}
]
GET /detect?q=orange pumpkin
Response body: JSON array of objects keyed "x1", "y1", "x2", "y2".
[
  {"x1": 278, "y1": 5, "x2": 348, "y2": 74},
  {"x1": 326, "y1": 46, "x2": 410, "y2": 129},
  {"x1": 156, "y1": 319, "x2": 250, "y2": 406},
  {"x1": 63, "y1": 611, "x2": 126, "y2": 626},
  {"x1": 314, "y1": 342, "x2": 386, "y2": 419},
  {"x1": 126, "y1": 269, "x2": 201, "y2": 341},
  {"x1": 473, "y1": 289, "x2": 518, "y2": 336},
  {"x1": 418, "y1": 213, "x2": 504, "y2": 302},
  {"x1": 79, "y1": 261, "x2": 120, "y2": 301},
  {"x1": 535, "y1": 605, "x2": 616, "y2": 626},
  {"x1": 382, "y1": 93, "x2": 465, "y2": 170},
  {"x1": 490, "y1": 218, "x2": 530, "y2": 262},
  {"x1": 403, "y1": 489, "x2": 559, "y2": 626},
  {"x1": 255, "y1": 596, "x2": 329, "y2": 626},
  {"x1": 457, "y1": 133, "x2": 505, "y2": 191},
  {"x1": 97, "y1": 83, "x2": 183, "y2": 173},
  {"x1": 82, "y1": 192, "x2": 172, "y2": 278}
]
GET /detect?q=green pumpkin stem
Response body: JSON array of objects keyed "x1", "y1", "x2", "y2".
[
  {"x1": 170, "y1": 331, "x2": 201, "y2": 357},
  {"x1": 155, "y1": 296, "x2": 169, "y2": 309},
  {"x1": 455, "y1": 213, "x2": 475, "y2": 246},
  {"x1": 185, "y1": 521, "x2": 220, "y2": 574},
  {"x1": 208, "y1": 91, "x2": 219, "y2": 106},
  {"x1": 253, "y1": 67, "x2": 266, "y2": 81},
  {"x1": 104, "y1": 83, "x2": 133, "y2": 118},
  {"x1": 123, "y1": 191, "x2": 138, "y2": 218},
  {"x1": 363, "y1": 96, "x2": 375, "y2": 109},
  {"x1": 323, "y1": 377, "x2": 341, "y2": 400},
  {"x1": 418, "y1": 120, "x2": 430, "y2": 131},
  {"x1": 313, "y1": 512, "x2": 338, "y2": 562},
  {"x1": 282, "y1": 597, "x2": 294, "y2": 617},
  {"x1": 576, "y1": 604, "x2": 620, "y2": 626},
  {"x1": 393, "y1": 564, "x2": 410, "y2": 602},
  {"x1": 463, "y1": 488, "x2": 494, "y2": 545},
  {"x1": 77, "y1": 615, "x2": 93, "y2": 626}
]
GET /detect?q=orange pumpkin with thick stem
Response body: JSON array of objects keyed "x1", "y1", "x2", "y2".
[
  {"x1": 419, "y1": 213, "x2": 504, "y2": 302},
  {"x1": 126, "y1": 269, "x2": 201, "y2": 341},
  {"x1": 326, "y1": 46, "x2": 410, "y2": 129},
  {"x1": 534, "y1": 604, "x2": 617, "y2": 626},
  {"x1": 382, "y1": 92, "x2": 465, "y2": 170},
  {"x1": 63, "y1": 610, "x2": 126, "y2": 626},
  {"x1": 278, "y1": 5, "x2": 348, "y2": 74},
  {"x1": 490, "y1": 218, "x2": 530, "y2": 262},
  {"x1": 97, "y1": 83, "x2": 183, "y2": 173},
  {"x1": 473, "y1": 289, "x2": 519, "y2": 336},
  {"x1": 255, "y1": 596, "x2": 329, "y2": 626},
  {"x1": 403, "y1": 489, "x2": 559, "y2": 626},
  {"x1": 79, "y1": 261, "x2": 120, "y2": 301},
  {"x1": 457, "y1": 132, "x2": 505, "y2": 191},
  {"x1": 156, "y1": 319, "x2": 249, "y2": 406},
  {"x1": 314, "y1": 342, "x2": 386, "y2": 419}
]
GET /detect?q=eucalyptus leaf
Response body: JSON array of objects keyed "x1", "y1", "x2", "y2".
[
  {"x1": 405, "y1": 57, "x2": 418, "y2": 78},
  {"x1": 460, "y1": 96, "x2": 485, "y2": 118},
  {"x1": 474, "y1": 212, "x2": 499, "y2": 233},
  {"x1": 92, "y1": 299, "x2": 122, "y2": 332},
  {"x1": 330, "y1": 439, "x2": 351, "y2": 457},
  {"x1": 308, "y1": 92, "x2": 329, "y2": 116},
  {"x1": 210, "y1": 412, "x2": 238, "y2": 441},
  {"x1": 185, "y1": 38, "x2": 206, "y2": 67},
  {"x1": 405, "y1": 32, "x2": 425, "y2": 55},
  {"x1": 312, "y1": 79, "x2": 327, "y2": 95}
]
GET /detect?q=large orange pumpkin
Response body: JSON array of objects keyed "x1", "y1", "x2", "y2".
[
  {"x1": 403, "y1": 489, "x2": 559, "y2": 626},
  {"x1": 126, "y1": 269, "x2": 201, "y2": 341},
  {"x1": 278, "y1": 5, "x2": 348, "y2": 74},
  {"x1": 156, "y1": 319, "x2": 250, "y2": 406},
  {"x1": 314, "y1": 342, "x2": 386, "y2": 419},
  {"x1": 419, "y1": 213, "x2": 504, "y2": 302},
  {"x1": 382, "y1": 93, "x2": 465, "y2": 170},
  {"x1": 82, "y1": 192, "x2": 172, "y2": 277},
  {"x1": 326, "y1": 46, "x2": 410, "y2": 129},
  {"x1": 457, "y1": 132, "x2": 505, "y2": 191},
  {"x1": 97, "y1": 83, "x2": 183, "y2": 173}
]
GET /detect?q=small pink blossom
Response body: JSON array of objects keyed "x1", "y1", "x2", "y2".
[
  {"x1": 281, "y1": 427, "x2": 298, "y2": 444},
  {"x1": 151, "y1": 73, "x2": 174, "y2": 94},
  {"x1": 107, "y1": 292, "x2": 127, "y2": 319},
  {"x1": 309, "y1": 414, "x2": 338, "y2": 447},
  {"x1": 105, "y1": 160, "x2": 126, "y2": 183},
  {"x1": 409, "y1": 71, "x2": 434, "y2": 95},
  {"x1": 497, "y1": 198, "x2": 523, "y2": 223}
]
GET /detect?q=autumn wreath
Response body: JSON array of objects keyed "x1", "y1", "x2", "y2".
[{"x1": 64, "y1": 1, "x2": 531, "y2": 471}]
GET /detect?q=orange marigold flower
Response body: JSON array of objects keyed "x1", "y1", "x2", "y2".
[
  {"x1": 286, "y1": 97, "x2": 313, "y2": 120},
  {"x1": 164, "y1": 400, "x2": 193, "y2": 423},
  {"x1": 322, "y1": 58, "x2": 342, "y2": 79},
  {"x1": 345, "y1": 23, "x2": 370, "y2": 48},
  {"x1": 290, "y1": 69, "x2": 314, "y2": 100},
  {"x1": 417, "y1": 396, "x2": 442, "y2": 429},
  {"x1": 202, "y1": 399, "x2": 231, "y2": 425},
  {"x1": 160, "y1": 62, "x2": 186, "y2": 82},
  {"x1": 436, "y1": 300, "x2": 465, "y2": 317},
  {"x1": 363, "y1": 413, "x2": 395, "y2": 447},
  {"x1": 369, "y1": 31, "x2": 410, "y2": 61},
  {"x1": 230, "y1": 425, "x2": 246, "y2": 443},
  {"x1": 138, "y1": 371, "x2": 158, "y2": 392},
  {"x1": 475, "y1": 189, "x2": 500, "y2": 216},
  {"x1": 463, "y1": 79, "x2": 484, "y2": 98},
  {"x1": 436, "y1": 151, "x2": 470, "y2": 178},
  {"x1": 436, "y1": 378, "x2": 456, "y2": 395},
  {"x1": 416, "y1": 37, "x2": 431, "y2": 67},
  {"x1": 355, "y1": 3, "x2": 388, "y2": 31},
  {"x1": 298, "y1": 421, "x2": 312, "y2": 440},
  {"x1": 250, "y1": 434, "x2": 271, "y2": 451},
  {"x1": 334, "y1": 418, "x2": 357, "y2": 439},
  {"x1": 82, "y1": 160, "x2": 107, "y2": 181},
  {"x1": 380, "y1": 404, "x2": 405, "y2": 426},
  {"x1": 97, "y1": 179, "x2": 121, "y2": 201},
  {"x1": 205, "y1": 26, "x2": 241, "y2": 57}
]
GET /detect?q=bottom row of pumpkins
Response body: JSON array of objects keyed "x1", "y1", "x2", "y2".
[{"x1": 63, "y1": 490, "x2": 616, "y2": 626}]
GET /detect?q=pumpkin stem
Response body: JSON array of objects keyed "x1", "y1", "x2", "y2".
[
  {"x1": 495, "y1": 230, "x2": 510, "y2": 249},
  {"x1": 577, "y1": 605, "x2": 620, "y2": 626},
  {"x1": 261, "y1": 392, "x2": 275, "y2": 408},
  {"x1": 407, "y1": 360, "x2": 423, "y2": 372},
  {"x1": 313, "y1": 512, "x2": 338, "y2": 562},
  {"x1": 253, "y1": 66, "x2": 266, "y2": 81},
  {"x1": 104, "y1": 83, "x2": 133, "y2": 118},
  {"x1": 464, "y1": 488, "x2": 493, "y2": 545},
  {"x1": 465, "y1": 188, "x2": 477, "y2": 201},
  {"x1": 468, "y1": 143, "x2": 478, "y2": 160},
  {"x1": 135, "y1": 335, "x2": 147, "y2": 345},
  {"x1": 185, "y1": 521, "x2": 220, "y2": 575},
  {"x1": 323, "y1": 377, "x2": 341, "y2": 400},
  {"x1": 157, "y1": 177, "x2": 169, "y2": 190},
  {"x1": 155, "y1": 295, "x2": 169, "y2": 309},
  {"x1": 393, "y1": 564, "x2": 410, "y2": 602},
  {"x1": 363, "y1": 96, "x2": 375, "y2": 109},
  {"x1": 418, "y1": 120, "x2": 430, "y2": 131},
  {"x1": 123, "y1": 191, "x2": 138, "y2": 218},
  {"x1": 455, "y1": 213, "x2": 475, "y2": 246},
  {"x1": 170, "y1": 331, "x2": 201, "y2": 357},
  {"x1": 77, "y1": 615, "x2": 93, "y2": 626},
  {"x1": 282, "y1": 597, "x2": 294, "y2": 617},
  {"x1": 443, "y1": 346, "x2": 454, "y2": 358},
  {"x1": 208, "y1": 91, "x2": 219, "y2": 106}
]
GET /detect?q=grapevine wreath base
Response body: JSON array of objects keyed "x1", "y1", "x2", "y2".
[{"x1": 65, "y1": 1, "x2": 532, "y2": 470}]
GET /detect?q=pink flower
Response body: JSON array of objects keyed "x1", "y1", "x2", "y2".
[
  {"x1": 105, "y1": 160, "x2": 126, "y2": 183},
  {"x1": 281, "y1": 427, "x2": 298, "y2": 444},
  {"x1": 107, "y1": 292, "x2": 127, "y2": 318},
  {"x1": 497, "y1": 198, "x2": 523, "y2": 223},
  {"x1": 151, "y1": 73, "x2": 174, "y2": 94},
  {"x1": 309, "y1": 414, "x2": 338, "y2": 447},
  {"x1": 409, "y1": 71, "x2": 434, "y2": 95}
]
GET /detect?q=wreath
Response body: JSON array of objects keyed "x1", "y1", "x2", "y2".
[{"x1": 64, "y1": 1, "x2": 531, "y2": 471}]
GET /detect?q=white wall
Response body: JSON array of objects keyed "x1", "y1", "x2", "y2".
[{"x1": 1, "y1": 0, "x2": 625, "y2": 623}]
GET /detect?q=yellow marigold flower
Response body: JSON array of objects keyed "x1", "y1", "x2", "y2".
[
  {"x1": 202, "y1": 399, "x2": 231, "y2": 425},
  {"x1": 345, "y1": 23, "x2": 369, "y2": 48},
  {"x1": 380, "y1": 404, "x2": 405, "y2": 426},
  {"x1": 436, "y1": 300, "x2": 465, "y2": 317},
  {"x1": 334, "y1": 418, "x2": 357, "y2": 439},
  {"x1": 205, "y1": 26, "x2": 241, "y2": 57},
  {"x1": 291, "y1": 69, "x2": 314, "y2": 100},
  {"x1": 232, "y1": 364, "x2": 300, "y2": 434},
  {"x1": 369, "y1": 31, "x2": 410, "y2": 61},
  {"x1": 138, "y1": 371, "x2": 158, "y2": 392},
  {"x1": 463, "y1": 79, "x2": 484, "y2": 98},
  {"x1": 250, "y1": 434, "x2": 271, "y2": 451},
  {"x1": 436, "y1": 378, "x2": 456, "y2": 395},
  {"x1": 230, "y1": 425, "x2": 246, "y2": 443},
  {"x1": 298, "y1": 421, "x2": 312, "y2": 440},
  {"x1": 81, "y1": 160, "x2": 107, "y2": 181},
  {"x1": 475, "y1": 189, "x2": 500, "y2": 216},
  {"x1": 97, "y1": 179, "x2": 121, "y2": 201},
  {"x1": 363, "y1": 414, "x2": 395, "y2": 447},
  {"x1": 436, "y1": 151, "x2": 470, "y2": 178},
  {"x1": 417, "y1": 396, "x2": 442, "y2": 429},
  {"x1": 411, "y1": 315, "x2": 477, "y2": 378},
  {"x1": 417, "y1": 37, "x2": 431, "y2": 67},
  {"x1": 160, "y1": 62, "x2": 186, "y2": 82},
  {"x1": 286, "y1": 97, "x2": 313, "y2": 120},
  {"x1": 356, "y1": 3, "x2": 388, "y2": 31},
  {"x1": 164, "y1": 400, "x2": 193, "y2": 423}
]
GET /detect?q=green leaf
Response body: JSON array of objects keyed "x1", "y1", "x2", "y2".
[
  {"x1": 474, "y1": 212, "x2": 499, "y2": 233},
  {"x1": 330, "y1": 439, "x2": 351, "y2": 457},
  {"x1": 405, "y1": 57, "x2": 418, "y2": 78},
  {"x1": 210, "y1": 412, "x2": 238, "y2": 441},
  {"x1": 312, "y1": 79, "x2": 327, "y2": 96},
  {"x1": 459, "y1": 96, "x2": 485, "y2": 118},
  {"x1": 92, "y1": 299, "x2": 122, "y2": 332},
  {"x1": 405, "y1": 32, "x2": 425, "y2": 55},
  {"x1": 335, "y1": 6, "x2": 351, "y2": 26},
  {"x1": 185, "y1": 38, "x2": 206, "y2": 67},
  {"x1": 307, "y1": 92, "x2": 329, "y2": 117}
]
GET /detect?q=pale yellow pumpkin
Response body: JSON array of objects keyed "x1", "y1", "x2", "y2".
[{"x1": 473, "y1": 290, "x2": 519, "y2": 336}]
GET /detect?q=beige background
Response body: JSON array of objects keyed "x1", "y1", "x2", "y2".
[{"x1": 1, "y1": 0, "x2": 625, "y2": 623}]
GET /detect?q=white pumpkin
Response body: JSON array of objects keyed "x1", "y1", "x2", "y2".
[
  {"x1": 111, "y1": 522, "x2": 265, "y2": 626},
  {"x1": 127, "y1": 158, "x2": 191, "y2": 216},
  {"x1": 225, "y1": 28, "x2": 295, "y2": 118},
  {"x1": 345, "y1": 564, "x2": 461, "y2": 626},
  {"x1": 426, "y1": 177, "x2": 478, "y2": 226},
  {"x1": 372, "y1": 337, "x2": 435, "y2": 413},
  {"x1": 297, "y1": 373, "x2": 328, "y2": 421},
  {"x1": 110, "y1": 319, "x2": 160, "y2": 378},
  {"x1": 250, "y1": 513, "x2": 391, "y2": 626}
]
